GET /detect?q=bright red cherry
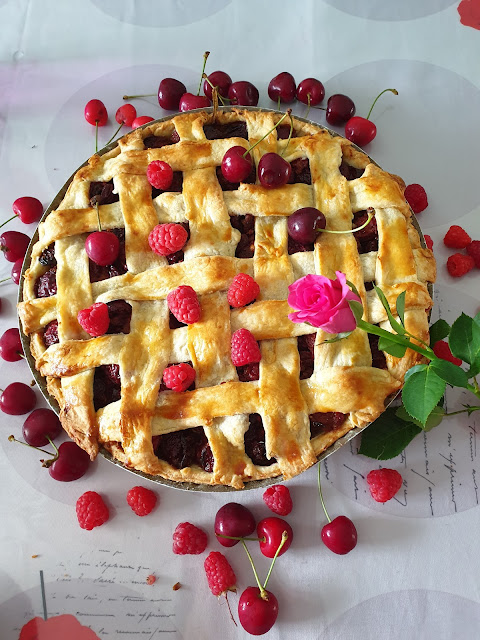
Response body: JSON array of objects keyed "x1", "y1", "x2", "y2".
[
  {"x1": 132, "y1": 116, "x2": 154, "y2": 127},
  {"x1": 48, "y1": 441, "x2": 91, "y2": 482},
  {"x1": 12, "y1": 197, "x2": 43, "y2": 224},
  {"x1": 296, "y1": 78, "x2": 325, "y2": 106},
  {"x1": 85, "y1": 231, "x2": 119, "y2": 266},
  {"x1": 0, "y1": 328, "x2": 23, "y2": 361},
  {"x1": 115, "y1": 103, "x2": 137, "y2": 127},
  {"x1": 179, "y1": 93, "x2": 210, "y2": 112},
  {"x1": 344, "y1": 88, "x2": 398, "y2": 147},
  {"x1": 258, "y1": 153, "x2": 291, "y2": 188},
  {"x1": 321, "y1": 515, "x2": 358, "y2": 555},
  {"x1": 158, "y1": 78, "x2": 187, "y2": 110},
  {"x1": 326, "y1": 94, "x2": 356, "y2": 126},
  {"x1": 0, "y1": 382, "x2": 36, "y2": 415},
  {"x1": 287, "y1": 207, "x2": 326, "y2": 244},
  {"x1": 203, "y1": 70, "x2": 232, "y2": 99},
  {"x1": 23, "y1": 408, "x2": 62, "y2": 447},
  {"x1": 0, "y1": 231, "x2": 30, "y2": 262},
  {"x1": 228, "y1": 81, "x2": 259, "y2": 106},
  {"x1": 11, "y1": 258, "x2": 22, "y2": 285},
  {"x1": 221, "y1": 146, "x2": 253, "y2": 183},
  {"x1": 238, "y1": 587, "x2": 279, "y2": 636},
  {"x1": 268, "y1": 72, "x2": 296, "y2": 104},
  {"x1": 257, "y1": 517, "x2": 293, "y2": 558},
  {"x1": 214, "y1": 502, "x2": 256, "y2": 547},
  {"x1": 84, "y1": 99, "x2": 108, "y2": 126}
]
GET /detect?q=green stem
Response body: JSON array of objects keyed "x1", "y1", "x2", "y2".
[
  {"x1": 95, "y1": 203, "x2": 102, "y2": 231},
  {"x1": 444, "y1": 407, "x2": 480, "y2": 416},
  {"x1": 317, "y1": 463, "x2": 331, "y2": 523},
  {"x1": 356, "y1": 319, "x2": 434, "y2": 360},
  {"x1": 366, "y1": 88, "x2": 398, "y2": 121},
  {"x1": 241, "y1": 540, "x2": 268, "y2": 600},
  {"x1": 474, "y1": 378, "x2": 480, "y2": 393},
  {"x1": 197, "y1": 51, "x2": 210, "y2": 96},
  {"x1": 263, "y1": 530, "x2": 288, "y2": 590},
  {"x1": 216, "y1": 534, "x2": 265, "y2": 542},
  {"x1": 277, "y1": 96, "x2": 281, "y2": 111},
  {"x1": 280, "y1": 111, "x2": 294, "y2": 157},
  {"x1": 242, "y1": 110, "x2": 290, "y2": 158},
  {"x1": 202, "y1": 74, "x2": 227, "y2": 105},
  {"x1": 304, "y1": 93, "x2": 311, "y2": 120},
  {"x1": 8, "y1": 435, "x2": 52, "y2": 457},
  {"x1": 0, "y1": 277, "x2": 10, "y2": 284},
  {"x1": 95, "y1": 121, "x2": 99, "y2": 153},
  {"x1": 0, "y1": 214, "x2": 16, "y2": 229},
  {"x1": 123, "y1": 93, "x2": 156, "y2": 100},
  {"x1": 105, "y1": 122, "x2": 123, "y2": 146},
  {"x1": 321, "y1": 209, "x2": 374, "y2": 235}
]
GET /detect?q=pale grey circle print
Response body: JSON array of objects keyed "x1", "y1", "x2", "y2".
[
  {"x1": 323, "y1": 0, "x2": 457, "y2": 21},
  {"x1": 90, "y1": 0, "x2": 231, "y2": 27}
]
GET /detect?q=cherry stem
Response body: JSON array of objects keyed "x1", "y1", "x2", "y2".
[
  {"x1": 196, "y1": 51, "x2": 210, "y2": 96},
  {"x1": 304, "y1": 93, "x2": 311, "y2": 120},
  {"x1": 123, "y1": 93, "x2": 156, "y2": 100},
  {"x1": 95, "y1": 121, "x2": 99, "y2": 153},
  {"x1": 216, "y1": 534, "x2": 266, "y2": 542},
  {"x1": 8, "y1": 435, "x2": 52, "y2": 457},
  {"x1": 242, "y1": 109, "x2": 291, "y2": 158},
  {"x1": 317, "y1": 463, "x2": 331, "y2": 523},
  {"x1": 320, "y1": 208, "x2": 374, "y2": 235},
  {"x1": 0, "y1": 214, "x2": 16, "y2": 229},
  {"x1": 105, "y1": 122, "x2": 124, "y2": 147},
  {"x1": 40, "y1": 570, "x2": 48, "y2": 621},
  {"x1": 241, "y1": 540, "x2": 268, "y2": 600},
  {"x1": 277, "y1": 96, "x2": 281, "y2": 111},
  {"x1": 0, "y1": 277, "x2": 10, "y2": 284},
  {"x1": 280, "y1": 111, "x2": 294, "y2": 158},
  {"x1": 263, "y1": 531, "x2": 288, "y2": 591},
  {"x1": 224, "y1": 593, "x2": 237, "y2": 627},
  {"x1": 366, "y1": 88, "x2": 398, "y2": 121},
  {"x1": 95, "y1": 203, "x2": 102, "y2": 232},
  {"x1": 202, "y1": 74, "x2": 227, "y2": 106}
]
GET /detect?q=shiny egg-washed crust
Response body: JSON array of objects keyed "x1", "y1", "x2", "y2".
[{"x1": 18, "y1": 108, "x2": 436, "y2": 489}]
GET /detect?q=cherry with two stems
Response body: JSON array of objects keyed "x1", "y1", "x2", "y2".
[
  {"x1": 85, "y1": 203, "x2": 119, "y2": 267},
  {"x1": 318, "y1": 463, "x2": 357, "y2": 555},
  {"x1": 179, "y1": 51, "x2": 211, "y2": 112},
  {"x1": 344, "y1": 88, "x2": 398, "y2": 146}
]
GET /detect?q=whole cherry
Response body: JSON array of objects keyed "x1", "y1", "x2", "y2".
[
  {"x1": 238, "y1": 587, "x2": 279, "y2": 636},
  {"x1": 179, "y1": 51, "x2": 211, "y2": 112},
  {"x1": 344, "y1": 88, "x2": 398, "y2": 146},
  {"x1": 0, "y1": 382, "x2": 36, "y2": 415},
  {"x1": 258, "y1": 153, "x2": 291, "y2": 188},
  {"x1": 287, "y1": 207, "x2": 326, "y2": 244},
  {"x1": 84, "y1": 99, "x2": 108, "y2": 126},
  {"x1": 326, "y1": 94, "x2": 356, "y2": 126},
  {"x1": 0, "y1": 230, "x2": 30, "y2": 262},
  {"x1": 318, "y1": 463, "x2": 357, "y2": 554},
  {"x1": 268, "y1": 72, "x2": 296, "y2": 104},
  {"x1": 215, "y1": 502, "x2": 256, "y2": 547},
  {"x1": 48, "y1": 441, "x2": 91, "y2": 481},
  {"x1": 0, "y1": 327, "x2": 23, "y2": 361},
  {"x1": 131, "y1": 116, "x2": 154, "y2": 127},
  {"x1": 221, "y1": 146, "x2": 253, "y2": 183},
  {"x1": 85, "y1": 230, "x2": 119, "y2": 266},
  {"x1": 115, "y1": 103, "x2": 137, "y2": 127},
  {"x1": 296, "y1": 78, "x2": 325, "y2": 107},
  {"x1": 23, "y1": 408, "x2": 62, "y2": 447},
  {"x1": 203, "y1": 70, "x2": 232, "y2": 99},
  {"x1": 257, "y1": 517, "x2": 293, "y2": 558},
  {"x1": 158, "y1": 78, "x2": 187, "y2": 110},
  {"x1": 228, "y1": 81, "x2": 259, "y2": 106},
  {"x1": 12, "y1": 196, "x2": 43, "y2": 224}
]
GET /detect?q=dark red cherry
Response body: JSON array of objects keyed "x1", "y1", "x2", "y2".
[
  {"x1": 258, "y1": 153, "x2": 291, "y2": 188},
  {"x1": 203, "y1": 70, "x2": 232, "y2": 99},
  {"x1": 221, "y1": 146, "x2": 253, "y2": 183},
  {"x1": 0, "y1": 328, "x2": 23, "y2": 362},
  {"x1": 268, "y1": 72, "x2": 296, "y2": 104},
  {"x1": 214, "y1": 502, "x2": 256, "y2": 547},
  {"x1": 228, "y1": 81, "x2": 259, "y2": 106},
  {"x1": 257, "y1": 517, "x2": 293, "y2": 558},
  {"x1": 296, "y1": 78, "x2": 325, "y2": 106},
  {"x1": 0, "y1": 231, "x2": 30, "y2": 262},
  {"x1": 321, "y1": 515, "x2": 357, "y2": 555},
  {"x1": 238, "y1": 587, "x2": 279, "y2": 636},
  {"x1": 345, "y1": 116, "x2": 377, "y2": 146},
  {"x1": 158, "y1": 78, "x2": 187, "y2": 110},
  {"x1": 48, "y1": 441, "x2": 91, "y2": 482},
  {"x1": 85, "y1": 231, "x2": 120, "y2": 266},
  {"x1": 326, "y1": 94, "x2": 356, "y2": 126},
  {"x1": 179, "y1": 93, "x2": 210, "y2": 112},
  {"x1": 287, "y1": 207, "x2": 326, "y2": 244},
  {"x1": 23, "y1": 408, "x2": 62, "y2": 447},
  {"x1": 0, "y1": 382, "x2": 36, "y2": 415}
]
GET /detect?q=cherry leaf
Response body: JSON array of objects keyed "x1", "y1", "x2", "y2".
[
  {"x1": 373, "y1": 285, "x2": 406, "y2": 335},
  {"x1": 429, "y1": 318, "x2": 451, "y2": 346},
  {"x1": 358, "y1": 407, "x2": 421, "y2": 460},
  {"x1": 377, "y1": 335, "x2": 408, "y2": 358},
  {"x1": 402, "y1": 367, "x2": 446, "y2": 425},
  {"x1": 429, "y1": 359, "x2": 469, "y2": 388}
]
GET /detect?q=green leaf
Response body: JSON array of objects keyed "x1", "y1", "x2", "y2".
[
  {"x1": 430, "y1": 358, "x2": 469, "y2": 388},
  {"x1": 373, "y1": 285, "x2": 406, "y2": 335},
  {"x1": 429, "y1": 318, "x2": 451, "y2": 346},
  {"x1": 346, "y1": 279, "x2": 360, "y2": 298},
  {"x1": 396, "y1": 291, "x2": 406, "y2": 326},
  {"x1": 323, "y1": 331, "x2": 353, "y2": 344},
  {"x1": 358, "y1": 407, "x2": 422, "y2": 460},
  {"x1": 404, "y1": 363, "x2": 428, "y2": 383},
  {"x1": 396, "y1": 404, "x2": 446, "y2": 431},
  {"x1": 402, "y1": 367, "x2": 446, "y2": 425},
  {"x1": 449, "y1": 313, "x2": 480, "y2": 369},
  {"x1": 378, "y1": 335, "x2": 408, "y2": 357},
  {"x1": 348, "y1": 299, "x2": 364, "y2": 324}
]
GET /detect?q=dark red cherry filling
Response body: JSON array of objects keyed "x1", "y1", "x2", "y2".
[
  {"x1": 89, "y1": 180, "x2": 119, "y2": 207},
  {"x1": 216, "y1": 164, "x2": 256, "y2": 191},
  {"x1": 364, "y1": 281, "x2": 375, "y2": 291},
  {"x1": 43, "y1": 319, "x2": 59, "y2": 347},
  {"x1": 143, "y1": 130, "x2": 179, "y2": 148},
  {"x1": 93, "y1": 364, "x2": 121, "y2": 411},
  {"x1": 39, "y1": 243, "x2": 56, "y2": 267},
  {"x1": 152, "y1": 426, "x2": 214, "y2": 472},
  {"x1": 169, "y1": 311, "x2": 187, "y2": 329},
  {"x1": 106, "y1": 300, "x2": 132, "y2": 334},
  {"x1": 288, "y1": 236, "x2": 314, "y2": 255},
  {"x1": 244, "y1": 413, "x2": 276, "y2": 467},
  {"x1": 287, "y1": 158, "x2": 311, "y2": 185},
  {"x1": 203, "y1": 121, "x2": 248, "y2": 140},
  {"x1": 298, "y1": 333, "x2": 316, "y2": 379},
  {"x1": 89, "y1": 228, "x2": 127, "y2": 282},
  {"x1": 369, "y1": 334, "x2": 388, "y2": 369},
  {"x1": 339, "y1": 161, "x2": 364, "y2": 181},
  {"x1": 236, "y1": 363, "x2": 260, "y2": 382},
  {"x1": 230, "y1": 214, "x2": 255, "y2": 258},
  {"x1": 309, "y1": 412, "x2": 348, "y2": 438},
  {"x1": 276, "y1": 124, "x2": 297, "y2": 140},
  {"x1": 166, "y1": 222, "x2": 190, "y2": 265},
  {"x1": 159, "y1": 361, "x2": 195, "y2": 392},
  {"x1": 151, "y1": 171, "x2": 183, "y2": 198},
  {"x1": 35, "y1": 266, "x2": 57, "y2": 298},
  {"x1": 353, "y1": 209, "x2": 378, "y2": 254}
]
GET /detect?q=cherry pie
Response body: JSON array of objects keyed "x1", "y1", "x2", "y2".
[{"x1": 18, "y1": 108, "x2": 436, "y2": 488}]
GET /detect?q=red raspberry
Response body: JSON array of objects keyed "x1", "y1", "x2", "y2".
[
  {"x1": 424, "y1": 234, "x2": 433, "y2": 250},
  {"x1": 204, "y1": 551, "x2": 237, "y2": 596},
  {"x1": 167, "y1": 285, "x2": 201, "y2": 324},
  {"x1": 77, "y1": 302, "x2": 109, "y2": 336},
  {"x1": 404, "y1": 183, "x2": 428, "y2": 213},
  {"x1": 443, "y1": 225, "x2": 472, "y2": 249},
  {"x1": 162, "y1": 362, "x2": 196, "y2": 392},
  {"x1": 367, "y1": 468, "x2": 403, "y2": 503},
  {"x1": 263, "y1": 484, "x2": 293, "y2": 516},
  {"x1": 148, "y1": 223, "x2": 188, "y2": 256},
  {"x1": 76, "y1": 491, "x2": 109, "y2": 530},
  {"x1": 446, "y1": 253, "x2": 475, "y2": 278},
  {"x1": 227, "y1": 273, "x2": 260, "y2": 308},
  {"x1": 231, "y1": 328, "x2": 261, "y2": 366},
  {"x1": 172, "y1": 522, "x2": 208, "y2": 555},
  {"x1": 147, "y1": 161, "x2": 174, "y2": 190},
  {"x1": 126, "y1": 486, "x2": 158, "y2": 516},
  {"x1": 433, "y1": 340, "x2": 462, "y2": 366},
  {"x1": 466, "y1": 240, "x2": 480, "y2": 268}
]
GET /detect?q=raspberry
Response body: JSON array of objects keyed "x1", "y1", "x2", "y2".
[
  {"x1": 162, "y1": 362, "x2": 196, "y2": 392},
  {"x1": 76, "y1": 491, "x2": 109, "y2": 530},
  {"x1": 231, "y1": 328, "x2": 261, "y2": 366},
  {"x1": 146, "y1": 160, "x2": 174, "y2": 190},
  {"x1": 443, "y1": 225, "x2": 472, "y2": 249},
  {"x1": 227, "y1": 273, "x2": 260, "y2": 308},
  {"x1": 204, "y1": 551, "x2": 237, "y2": 596},
  {"x1": 126, "y1": 486, "x2": 158, "y2": 516},
  {"x1": 466, "y1": 240, "x2": 480, "y2": 268},
  {"x1": 167, "y1": 285, "x2": 201, "y2": 324},
  {"x1": 404, "y1": 183, "x2": 428, "y2": 213},
  {"x1": 366, "y1": 468, "x2": 403, "y2": 503},
  {"x1": 424, "y1": 234, "x2": 433, "y2": 251},
  {"x1": 148, "y1": 223, "x2": 188, "y2": 256},
  {"x1": 172, "y1": 522, "x2": 208, "y2": 555},
  {"x1": 263, "y1": 484, "x2": 293, "y2": 515},
  {"x1": 433, "y1": 340, "x2": 462, "y2": 366},
  {"x1": 77, "y1": 302, "x2": 109, "y2": 336},
  {"x1": 446, "y1": 253, "x2": 475, "y2": 278}
]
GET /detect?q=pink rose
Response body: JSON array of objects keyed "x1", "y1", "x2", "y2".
[{"x1": 287, "y1": 271, "x2": 361, "y2": 333}]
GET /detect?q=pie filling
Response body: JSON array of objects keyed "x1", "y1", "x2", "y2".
[
  {"x1": 230, "y1": 214, "x2": 255, "y2": 258},
  {"x1": 93, "y1": 364, "x2": 121, "y2": 411},
  {"x1": 153, "y1": 427, "x2": 214, "y2": 472},
  {"x1": 244, "y1": 413, "x2": 276, "y2": 467},
  {"x1": 309, "y1": 412, "x2": 348, "y2": 439}
]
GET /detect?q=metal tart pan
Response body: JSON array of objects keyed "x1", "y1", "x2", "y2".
[{"x1": 18, "y1": 106, "x2": 432, "y2": 492}]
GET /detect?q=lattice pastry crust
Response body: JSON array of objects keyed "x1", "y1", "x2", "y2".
[{"x1": 18, "y1": 108, "x2": 436, "y2": 489}]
